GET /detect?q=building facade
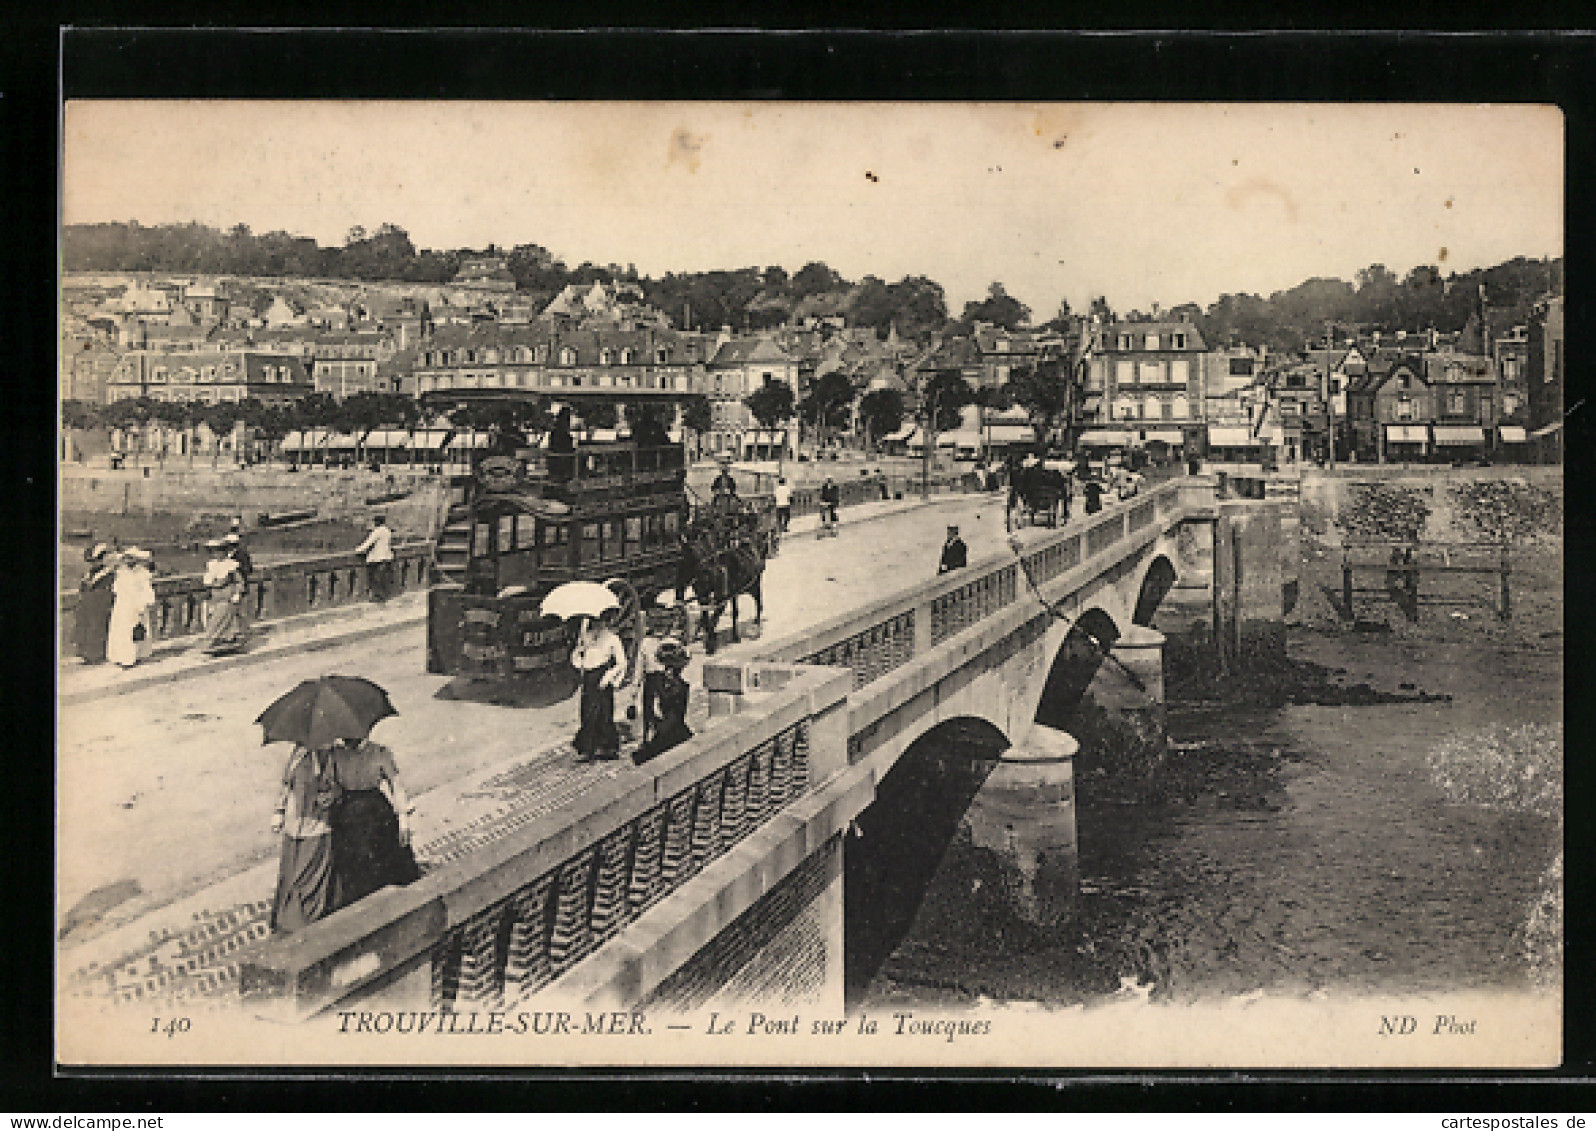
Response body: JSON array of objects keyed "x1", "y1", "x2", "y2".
[{"x1": 107, "y1": 349, "x2": 314, "y2": 405}]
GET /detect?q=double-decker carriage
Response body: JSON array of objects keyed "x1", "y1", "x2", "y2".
[{"x1": 426, "y1": 434, "x2": 689, "y2": 684}]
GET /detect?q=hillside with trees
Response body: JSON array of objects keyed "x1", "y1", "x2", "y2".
[{"x1": 65, "y1": 221, "x2": 1560, "y2": 349}]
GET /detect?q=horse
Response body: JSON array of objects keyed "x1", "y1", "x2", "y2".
[{"x1": 675, "y1": 530, "x2": 764, "y2": 652}]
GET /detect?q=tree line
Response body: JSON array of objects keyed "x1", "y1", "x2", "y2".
[{"x1": 66, "y1": 221, "x2": 1559, "y2": 353}]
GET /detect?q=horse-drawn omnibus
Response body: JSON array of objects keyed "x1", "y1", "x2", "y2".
[{"x1": 423, "y1": 389, "x2": 692, "y2": 684}]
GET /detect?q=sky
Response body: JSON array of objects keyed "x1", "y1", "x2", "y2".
[{"x1": 63, "y1": 101, "x2": 1562, "y2": 318}]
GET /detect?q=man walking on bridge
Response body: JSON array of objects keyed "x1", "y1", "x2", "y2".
[
  {"x1": 355, "y1": 514, "x2": 395, "y2": 603},
  {"x1": 938, "y1": 525, "x2": 968, "y2": 574}
]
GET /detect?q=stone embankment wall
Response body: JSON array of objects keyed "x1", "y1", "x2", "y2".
[
  {"x1": 61, "y1": 467, "x2": 450, "y2": 538},
  {"x1": 1297, "y1": 466, "x2": 1562, "y2": 546}
]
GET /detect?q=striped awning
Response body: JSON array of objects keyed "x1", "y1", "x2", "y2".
[
  {"x1": 326, "y1": 433, "x2": 361, "y2": 450},
  {"x1": 363, "y1": 430, "x2": 412, "y2": 448},
  {"x1": 1498, "y1": 425, "x2": 1529, "y2": 443},
  {"x1": 446, "y1": 432, "x2": 493, "y2": 450},
  {"x1": 1432, "y1": 425, "x2": 1486, "y2": 446},
  {"x1": 411, "y1": 430, "x2": 452, "y2": 450},
  {"x1": 1530, "y1": 420, "x2": 1564, "y2": 438},
  {"x1": 279, "y1": 429, "x2": 329, "y2": 452},
  {"x1": 1141, "y1": 429, "x2": 1185, "y2": 444},
  {"x1": 1385, "y1": 424, "x2": 1430, "y2": 443},
  {"x1": 1206, "y1": 426, "x2": 1257, "y2": 448},
  {"x1": 1077, "y1": 430, "x2": 1131, "y2": 447}
]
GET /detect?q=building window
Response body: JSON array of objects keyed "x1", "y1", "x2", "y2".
[
  {"x1": 1504, "y1": 392, "x2": 1520, "y2": 415},
  {"x1": 1144, "y1": 333, "x2": 1160, "y2": 351},
  {"x1": 1117, "y1": 334, "x2": 1133, "y2": 351},
  {"x1": 1172, "y1": 395, "x2": 1189, "y2": 419},
  {"x1": 1447, "y1": 391, "x2": 1467, "y2": 415},
  {"x1": 1398, "y1": 374, "x2": 1411, "y2": 391},
  {"x1": 1143, "y1": 396, "x2": 1159, "y2": 420},
  {"x1": 1139, "y1": 362, "x2": 1162, "y2": 386},
  {"x1": 655, "y1": 348, "x2": 669, "y2": 364},
  {"x1": 620, "y1": 348, "x2": 634, "y2": 365},
  {"x1": 1171, "y1": 332, "x2": 1187, "y2": 350},
  {"x1": 1396, "y1": 397, "x2": 1414, "y2": 421},
  {"x1": 600, "y1": 348, "x2": 613, "y2": 366},
  {"x1": 1115, "y1": 360, "x2": 1135, "y2": 387},
  {"x1": 560, "y1": 348, "x2": 576, "y2": 366}
]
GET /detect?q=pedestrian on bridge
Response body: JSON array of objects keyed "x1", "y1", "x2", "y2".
[
  {"x1": 633, "y1": 639, "x2": 693, "y2": 766},
  {"x1": 107, "y1": 548, "x2": 156, "y2": 669},
  {"x1": 571, "y1": 614, "x2": 628, "y2": 762},
  {"x1": 73, "y1": 544, "x2": 118, "y2": 665},
  {"x1": 938, "y1": 525, "x2": 968, "y2": 575},
  {"x1": 326, "y1": 738, "x2": 421, "y2": 910},
  {"x1": 201, "y1": 540, "x2": 248, "y2": 656},
  {"x1": 269, "y1": 745, "x2": 337, "y2": 934},
  {"x1": 355, "y1": 514, "x2": 395, "y2": 603}
]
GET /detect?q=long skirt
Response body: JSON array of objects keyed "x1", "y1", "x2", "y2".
[
  {"x1": 74, "y1": 584, "x2": 114, "y2": 664},
  {"x1": 107, "y1": 605, "x2": 153, "y2": 667},
  {"x1": 203, "y1": 594, "x2": 246, "y2": 654},
  {"x1": 329, "y1": 790, "x2": 421, "y2": 910},
  {"x1": 574, "y1": 662, "x2": 619, "y2": 759},
  {"x1": 270, "y1": 832, "x2": 334, "y2": 934}
]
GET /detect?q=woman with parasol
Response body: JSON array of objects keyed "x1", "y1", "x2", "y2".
[
  {"x1": 258, "y1": 676, "x2": 418, "y2": 932},
  {"x1": 542, "y1": 581, "x2": 629, "y2": 763}
]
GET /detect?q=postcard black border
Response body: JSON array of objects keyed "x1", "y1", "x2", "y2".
[{"x1": 8, "y1": 20, "x2": 1592, "y2": 1111}]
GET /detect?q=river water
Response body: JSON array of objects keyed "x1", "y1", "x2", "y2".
[{"x1": 855, "y1": 568, "x2": 1563, "y2": 1008}]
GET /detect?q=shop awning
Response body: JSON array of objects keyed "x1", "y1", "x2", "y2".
[
  {"x1": 1385, "y1": 424, "x2": 1430, "y2": 443},
  {"x1": 904, "y1": 427, "x2": 957, "y2": 448},
  {"x1": 410, "y1": 430, "x2": 452, "y2": 450},
  {"x1": 1077, "y1": 430, "x2": 1131, "y2": 447},
  {"x1": 1081, "y1": 396, "x2": 1103, "y2": 413},
  {"x1": 1207, "y1": 426, "x2": 1258, "y2": 448},
  {"x1": 447, "y1": 432, "x2": 493, "y2": 450},
  {"x1": 1498, "y1": 425, "x2": 1528, "y2": 444},
  {"x1": 1530, "y1": 420, "x2": 1564, "y2": 438},
  {"x1": 1141, "y1": 429, "x2": 1185, "y2": 444},
  {"x1": 279, "y1": 429, "x2": 329, "y2": 452},
  {"x1": 1432, "y1": 425, "x2": 1486, "y2": 446},
  {"x1": 326, "y1": 433, "x2": 361, "y2": 450},
  {"x1": 986, "y1": 423, "x2": 1037, "y2": 444},
  {"x1": 362, "y1": 430, "x2": 412, "y2": 449},
  {"x1": 742, "y1": 429, "x2": 789, "y2": 446},
  {"x1": 883, "y1": 424, "x2": 916, "y2": 442}
]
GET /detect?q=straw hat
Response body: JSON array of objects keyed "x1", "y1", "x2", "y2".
[{"x1": 124, "y1": 547, "x2": 152, "y2": 562}]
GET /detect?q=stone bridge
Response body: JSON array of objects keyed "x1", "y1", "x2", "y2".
[{"x1": 240, "y1": 473, "x2": 1298, "y2": 1020}]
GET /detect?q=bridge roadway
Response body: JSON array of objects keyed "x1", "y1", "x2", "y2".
[{"x1": 60, "y1": 488, "x2": 1076, "y2": 1003}]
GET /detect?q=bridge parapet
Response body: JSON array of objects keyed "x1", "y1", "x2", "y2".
[
  {"x1": 752, "y1": 479, "x2": 1191, "y2": 699},
  {"x1": 60, "y1": 541, "x2": 435, "y2": 651},
  {"x1": 238, "y1": 661, "x2": 852, "y2": 1020}
]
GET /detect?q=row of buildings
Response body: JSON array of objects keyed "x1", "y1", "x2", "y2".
[{"x1": 63, "y1": 268, "x2": 1566, "y2": 465}]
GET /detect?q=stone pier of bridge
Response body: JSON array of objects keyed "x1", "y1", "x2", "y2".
[{"x1": 234, "y1": 472, "x2": 1300, "y2": 1023}]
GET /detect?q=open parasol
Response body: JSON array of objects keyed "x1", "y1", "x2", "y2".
[
  {"x1": 539, "y1": 580, "x2": 621, "y2": 621},
  {"x1": 256, "y1": 675, "x2": 398, "y2": 750}
]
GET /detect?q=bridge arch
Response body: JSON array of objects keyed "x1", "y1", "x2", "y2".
[
  {"x1": 1032, "y1": 606, "x2": 1121, "y2": 731},
  {"x1": 843, "y1": 715, "x2": 1010, "y2": 1003},
  {"x1": 1131, "y1": 553, "x2": 1178, "y2": 627}
]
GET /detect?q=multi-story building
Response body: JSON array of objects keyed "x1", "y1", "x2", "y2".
[
  {"x1": 107, "y1": 349, "x2": 314, "y2": 406},
  {"x1": 1345, "y1": 351, "x2": 1431, "y2": 461},
  {"x1": 1079, "y1": 320, "x2": 1209, "y2": 451},
  {"x1": 60, "y1": 339, "x2": 121, "y2": 404},
  {"x1": 411, "y1": 325, "x2": 709, "y2": 417},
  {"x1": 308, "y1": 330, "x2": 396, "y2": 397},
  {"x1": 1423, "y1": 351, "x2": 1498, "y2": 459},
  {"x1": 1526, "y1": 295, "x2": 1564, "y2": 463},
  {"x1": 1491, "y1": 326, "x2": 1532, "y2": 456},
  {"x1": 704, "y1": 336, "x2": 799, "y2": 457}
]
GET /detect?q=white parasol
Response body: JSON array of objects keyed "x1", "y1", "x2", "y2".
[{"x1": 539, "y1": 580, "x2": 621, "y2": 621}]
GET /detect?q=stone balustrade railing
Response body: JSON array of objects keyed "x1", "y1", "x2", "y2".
[
  {"x1": 60, "y1": 541, "x2": 436, "y2": 654},
  {"x1": 239, "y1": 662, "x2": 852, "y2": 1019},
  {"x1": 753, "y1": 478, "x2": 1191, "y2": 696}
]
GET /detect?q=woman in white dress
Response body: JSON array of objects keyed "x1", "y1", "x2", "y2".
[
  {"x1": 570, "y1": 614, "x2": 628, "y2": 761},
  {"x1": 107, "y1": 548, "x2": 157, "y2": 668}
]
